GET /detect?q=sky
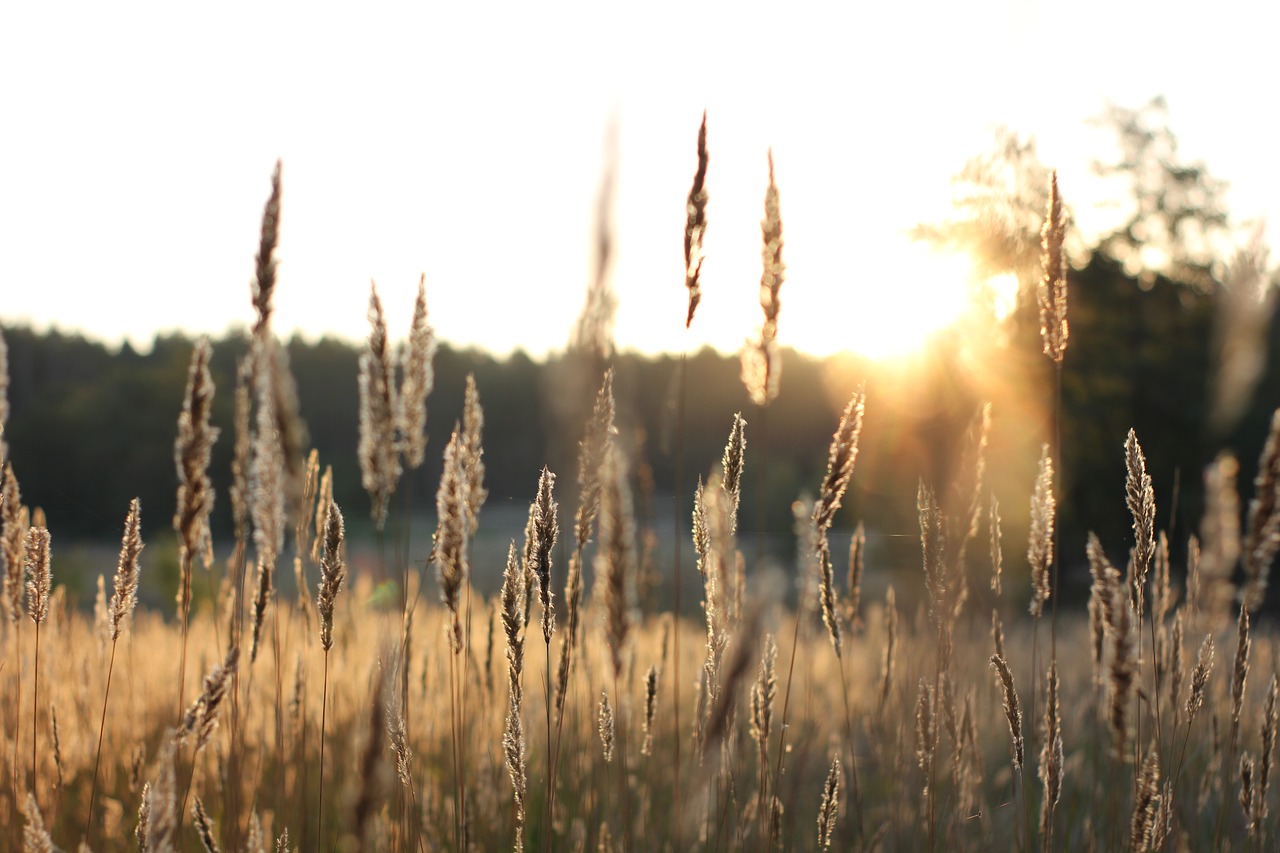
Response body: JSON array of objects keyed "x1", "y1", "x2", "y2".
[{"x1": 2, "y1": 1, "x2": 1278, "y2": 360}]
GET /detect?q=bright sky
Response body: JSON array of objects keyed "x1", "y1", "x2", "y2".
[{"x1": 2, "y1": 2, "x2": 1277, "y2": 359}]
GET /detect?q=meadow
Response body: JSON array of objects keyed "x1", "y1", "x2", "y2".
[{"x1": 2, "y1": 138, "x2": 1279, "y2": 853}]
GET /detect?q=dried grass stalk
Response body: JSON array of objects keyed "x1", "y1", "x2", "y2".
[
  {"x1": 250, "y1": 162, "x2": 281, "y2": 336},
  {"x1": 990, "y1": 654, "x2": 1023, "y2": 772},
  {"x1": 1130, "y1": 749, "x2": 1160, "y2": 852},
  {"x1": 1186, "y1": 634, "x2": 1214, "y2": 722},
  {"x1": 230, "y1": 357, "x2": 253, "y2": 553},
  {"x1": 1038, "y1": 662, "x2": 1063, "y2": 853},
  {"x1": 813, "y1": 389, "x2": 866, "y2": 536},
  {"x1": 919, "y1": 484, "x2": 948, "y2": 635},
  {"x1": 597, "y1": 443, "x2": 636, "y2": 681},
  {"x1": 989, "y1": 495, "x2": 1003, "y2": 596},
  {"x1": 179, "y1": 645, "x2": 240, "y2": 753},
  {"x1": 598, "y1": 691, "x2": 615, "y2": 764},
  {"x1": 846, "y1": 522, "x2": 865, "y2": 630},
  {"x1": 460, "y1": 374, "x2": 488, "y2": 533},
  {"x1": 1039, "y1": 170, "x2": 1069, "y2": 363},
  {"x1": 1107, "y1": 582, "x2": 1138, "y2": 758},
  {"x1": 396, "y1": 273, "x2": 436, "y2": 470},
  {"x1": 193, "y1": 796, "x2": 222, "y2": 853},
  {"x1": 109, "y1": 498, "x2": 143, "y2": 641},
  {"x1": 816, "y1": 755, "x2": 840, "y2": 850},
  {"x1": 531, "y1": 467, "x2": 559, "y2": 644},
  {"x1": 23, "y1": 525, "x2": 49, "y2": 625},
  {"x1": 817, "y1": 540, "x2": 842, "y2": 655},
  {"x1": 992, "y1": 608, "x2": 1006, "y2": 662},
  {"x1": 500, "y1": 542, "x2": 528, "y2": 850},
  {"x1": 435, "y1": 428, "x2": 470, "y2": 654},
  {"x1": 916, "y1": 679, "x2": 937, "y2": 791},
  {"x1": 575, "y1": 370, "x2": 615, "y2": 554},
  {"x1": 174, "y1": 337, "x2": 218, "y2": 586},
  {"x1": 1, "y1": 460, "x2": 25, "y2": 622},
  {"x1": 1241, "y1": 752, "x2": 1259, "y2": 837},
  {"x1": 1230, "y1": 604, "x2": 1252, "y2": 753},
  {"x1": 21, "y1": 793, "x2": 54, "y2": 853},
  {"x1": 248, "y1": 335, "x2": 286, "y2": 663},
  {"x1": 720, "y1": 413, "x2": 746, "y2": 532},
  {"x1": 1243, "y1": 408, "x2": 1280, "y2": 610},
  {"x1": 684, "y1": 111, "x2": 709, "y2": 328},
  {"x1": 1027, "y1": 445, "x2": 1054, "y2": 618},
  {"x1": 1260, "y1": 673, "x2": 1278, "y2": 818},
  {"x1": 643, "y1": 664, "x2": 660, "y2": 757},
  {"x1": 316, "y1": 501, "x2": 346, "y2": 652},
  {"x1": 1199, "y1": 453, "x2": 1241, "y2": 625},
  {"x1": 357, "y1": 282, "x2": 400, "y2": 529},
  {"x1": 1125, "y1": 429, "x2": 1156, "y2": 599},
  {"x1": 0, "y1": 329, "x2": 8, "y2": 465},
  {"x1": 880, "y1": 587, "x2": 898, "y2": 706},
  {"x1": 145, "y1": 736, "x2": 179, "y2": 853},
  {"x1": 742, "y1": 150, "x2": 786, "y2": 406}
]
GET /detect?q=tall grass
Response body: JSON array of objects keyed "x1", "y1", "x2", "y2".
[{"x1": 3, "y1": 158, "x2": 1280, "y2": 853}]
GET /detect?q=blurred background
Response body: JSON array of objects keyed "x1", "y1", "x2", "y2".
[{"x1": 2, "y1": 3, "x2": 1278, "y2": 619}]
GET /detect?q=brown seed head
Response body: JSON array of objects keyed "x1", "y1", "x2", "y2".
[
  {"x1": 1039, "y1": 170, "x2": 1069, "y2": 363},
  {"x1": 358, "y1": 282, "x2": 400, "y2": 529},
  {"x1": 174, "y1": 338, "x2": 218, "y2": 576},
  {"x1": 575, "y1": 370, "x2": 615, "y2": 552},
  {"x1": 816, "y1": 755, "x2": 841, "y2": 850},
  {"x1": 684, "y1": 111, "x2": 709, "y2": 329},
  {"x1": 1028, "y1": 445, "x2": 1055, "y2": 618},
  {"x1": 23, "y1": 525, "x2": 50, "y2": 625},
  {"x1": 396, "y1": 274, "x2": 436, "y2": 471},
  {"x1": 532, "y1": 466, "x2": 559, "y2": 644},
  {"x1": 1125, "y1": 429, "x2": 1156, "y2": 600},
  {"x1": 813, "y1": 388, "x2": 866, "y2": 535},
  {"x1": 990, "y1": 653, "x2": 1024, "y2": 771},
  {"x1": 1242, "y1": 408, "x2": 1280, "y2": 611},
  {"x1": 435, "y1": 427, "x2": 470, "y2": 654},
  {"x1": 720, "y1": 413, "x2": 746, "y2": 532},
  {"x1": 1130, "y1": 749, "x2": 1161, "y2": 852},
  {"x1": 1, "y1": 461, "x2": 24, "y2": 622},
  {"x1": 109, "y1": 498, "x2": 144, "y2": 641},
  {"x1": 316, "y1": 501, "x2": 346, "y2": 652},
  {"x1": 460, "y1": 374, "x2": 488, "y2": 534},
  {"x1": 596, "y1": 443, "x2": 636, "y2": 680},
  {"x1": 250, "y1": 162, "x2": 281, "y2": 336},
  {"x1": 1231, "y1": 605, "x2": 1252, "y2": 752},
  {"x1": 598, "y1": 691, "x2": 615, "y2": 763}
]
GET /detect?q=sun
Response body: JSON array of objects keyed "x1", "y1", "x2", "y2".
[{"x1": 788, "y1": 238, "x2": 984, "y2": 361}]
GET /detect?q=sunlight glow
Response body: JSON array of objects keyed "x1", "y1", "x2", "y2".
[
  {"x1": 833, "y1": 243, "x2": 976, "y2": 360},
  {"x1": 988, "y1": 272, "x2": 1022, "y2": 321}
]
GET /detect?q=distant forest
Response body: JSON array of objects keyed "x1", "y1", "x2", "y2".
[{"x1": 6, "y1": 240, "x2": 1280, "y2": 612}]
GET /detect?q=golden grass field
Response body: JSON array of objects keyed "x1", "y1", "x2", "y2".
[{"x1": 3, "y1": 144, "x2": 1279, "y2": 853}]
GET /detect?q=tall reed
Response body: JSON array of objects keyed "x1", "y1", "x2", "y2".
[
  {"x1": 675, "y1": 108, "x2": 708, "y2": 845},
  {"x1": 174, "y1": 338, "x2": 218, "y2": 721},
  {"x1": 316, "y1": 500, "x2": 346, "y2": 842},
  {"x1": 435, "y1": 427, "x2": 470, "y2": 848},
  {"x1": 24, "y1": 525, "x2": 50, "y2": 794},
  {"x1": 86, "y1": 498, "x2": 143, "y2": 840}
]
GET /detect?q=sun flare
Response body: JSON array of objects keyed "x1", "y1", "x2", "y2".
[{"x1": 794, "y1": 240, "x2": 982, "y2": 361}]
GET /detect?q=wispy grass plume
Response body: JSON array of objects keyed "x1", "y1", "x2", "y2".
[
  {"x1": 742, "y1": 150, "x2": 785, "y2": 407},
  {"x1": 1038, "y1": 170, "x2": 1069, "y2": 364},
  {"x1": 1242, "y1": 409, "x2": 1280, "y2": 611},
  {"x1": 1027, "y1": 445, "x2": 1055, "y2": 619},
  {"x1": 684, "y1": 111, "x2": 709, "y2": 329},
  {"x1": 87, "y1": 498, "x2": 144, "y2": 840},
  {"x1": 174, "y1": 337, "x2": 218, "y2": 718},
  {"x1": 358, "y1": 282, "x2": 400, "y2": 530}
]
